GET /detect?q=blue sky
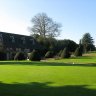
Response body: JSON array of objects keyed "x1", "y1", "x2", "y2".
[{"x1": 0, "y1": 0, "x2": 96, "y2": 45}]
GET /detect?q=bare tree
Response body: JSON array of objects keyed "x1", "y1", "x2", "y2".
[{"x1": 30, "y1": 13, "x2": 61, "y2": 38}]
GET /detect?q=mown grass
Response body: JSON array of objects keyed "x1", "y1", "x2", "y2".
[
  {"x1": 47, "y1": 53, "x2": 96, "y2": 64},
  {"x1": 0, "y1": 53, "x2": 96, "y2": 96}
]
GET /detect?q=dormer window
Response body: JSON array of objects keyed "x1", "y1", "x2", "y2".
[
  {"x1": 30, "y1": 38, "x2": 35, "y2": 45},
  {"x1": 0, "y1": 34, "x2": 3, "y2": 42},
  {"x1": 10, "y1": 36, "x2": 15, "y2": 43},
  {"x1": 21, "y1": 37, "x2": 26, "y2": 44}
]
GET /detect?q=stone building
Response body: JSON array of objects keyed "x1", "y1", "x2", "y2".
[{"x1": 0, "y1": 31, "x2": 43, "y2": 60}]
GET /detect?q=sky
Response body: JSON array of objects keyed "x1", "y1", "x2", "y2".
[{"x1": 0, "y1": 0, "x2": 96, "y2": 45}]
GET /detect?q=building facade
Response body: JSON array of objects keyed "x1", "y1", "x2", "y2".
[{"x1": 0, "y1": 31, "x2": 43, "y2": 60}]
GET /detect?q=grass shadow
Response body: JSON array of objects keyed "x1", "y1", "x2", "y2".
[{"x1": 0, "y1": 81, "x2": 96, "y2": 96}]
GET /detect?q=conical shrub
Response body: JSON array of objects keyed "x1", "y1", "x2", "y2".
[
  {"x1": 29, "y1": 50, "x2": 41, "y2": 61},
  {"x1": 58, "y1": 50, "x2": 63, "y2": 57},
  {"x1": 61, "y1": 47, "x2": 70, "y2": 58},
  {"x1": 14, "y1": 52, "x2": 26, "y2": 60},
  {"x1": 74, "y1": 46, "x2": 83, "y2": 57},
  {"x1": 45, "y1": 51, "x2": 53, "y2": 58}
]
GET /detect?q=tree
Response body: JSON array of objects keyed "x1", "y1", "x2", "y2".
[
  {"x1": 61, "y1": 47, "x2": 71, "y2": 58},
  {"x1": 56, "y1": 39, "x2": 78, "y2": 52},
  {"x1": 0, "y1": 51, "x2": 6, "y2": 60},
  {"x1": 81, "y1": 33, "x2": 95, "y2": 52},
  {"x1": 74, "y1": 46, "x2": 83, "y2": 57},
  {"x1": 45, "y1": 51, "x2": 54, "y2": 58},
  {"x1": 30, "y1": 13, "x2": 61, "y2": 38},
  {"x1": 58, "y1": 50, "x2": 63, "y2": 57},
  {"x1": 29, "y1": 50, "x2": 41, "y2": 61},
  {"x1": 14, "y1": 52, "x2": 26, "y2": 60},
  {"x1": 33, "y1": 35, "x2": 58, "y2": 54}
]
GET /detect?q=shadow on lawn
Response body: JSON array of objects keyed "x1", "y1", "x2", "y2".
[
  {"x1": 0, "y1": 61, "x2": 96, "y2": 67},
  {"x1": 0, "y1": 81, "x2": 96, "y2": 96}
]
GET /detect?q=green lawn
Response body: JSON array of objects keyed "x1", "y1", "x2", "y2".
[
  {"x1": 47, "y1": 53, "x2": 96, "y2": 64},
  {"x1": 0, "y1": 60, "x2": 96, "y2": 96}
]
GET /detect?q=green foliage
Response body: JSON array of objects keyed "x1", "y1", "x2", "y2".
[
  {"x1": 45, "y1": 51, "x2": 54, "y2": 58},
  {"x1": 82, "y1": 33, "x2": 94, "y2": 45},
  {"x1": 61, "y1": 47, "x2": 71, "y2": 58},
  {"x1": 34, "y1": 35, "x2": 57, "y2": 51},
  {"x1": 29, "y1": 50, "x2": 41, "y2": 61},
  {"x1": 81, "y1": 33, "x2": 95, "y2": 52},
  {"x1": 74, "y1": 45, "x2": 83, "y2": 57},
  {"x1": 56, "y1": 39, "x2": 78, "y2": 52},
  {"x1": 0, "y1": 51, "x2": 6, "y2": 60},
  {"x1": 36, "y1": 36, "x2": 50, "y2": 50},
  {"x1": 74, "y1": 47, "x2": 79, "y2": 57},
  {"x1": 34, "y1": 35, "x2": 78, "y2": 56},
  {"x1": 58, "y1": 50, "x2": 63, "y2": 57},
  {"x1": 14, "y1": 52, "x2": 26, "y2": 60},
  {"x1": 10, "y1": 52, "x2": 16, "y2": 60}
]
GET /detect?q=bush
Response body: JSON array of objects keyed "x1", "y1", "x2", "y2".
[
  {"x1": 29, "y1": 50, "x2": 41, "y2": 61},
  {"x1": 61, "y1": 47, "x2": 70, "y2": 58},
  {"x1": 58, "y1": 50, "x2": 63, "y2": 57},
  {"x1": 74, "y1": 46, "x2": 83, "y2": 57},
  {"x1": 14, "y1": 52, "x2": 26, "y2": 60},
  {"x1": 10, "y1": 52, "x2": 16, "y2": 60},
  {"x1": 45, "y1": 51, "x2": 54, "y2": 58},
  {"x1": 37, "y1": 50, "x2": 47, "y2": 58},
  {"x1": 0, "y1": 51, "x2": 6, "y2": 60}
]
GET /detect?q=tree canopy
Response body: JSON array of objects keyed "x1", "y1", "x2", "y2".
[
  {"x1": 30, "y1": 13, "x2": 61, "y2": 38},
  {"x1": 81, "y1": 33, "x2": 95, "y2": 52},
  {"x1": 81, "y1": 33, "x2": 94, "y2": 45}
]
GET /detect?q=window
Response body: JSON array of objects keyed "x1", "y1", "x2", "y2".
[
  {"x1": 21, "y1": 37, "x2": 26, "y2": 44},
  {"x1": 0, "y1": 34, "x2": 3, "y2": 42},
  {"x1": 10, "y1": 36, "x2": 15, "y2": 43},
  {"x1": 10, "y1": 48, "x2": 13, "y2": 51},
  {"x1": 16, "y1": 48, "x2": 21, "y2": 52},
  {"x1": 30, "y1": 38, "x2": 35, "y2": 45},
  {"x1": 24, "y1": 49, "x2": 30, "y2": 52}
]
